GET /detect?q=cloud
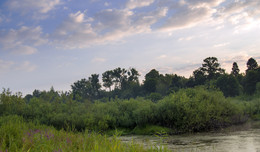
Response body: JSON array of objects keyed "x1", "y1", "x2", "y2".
[
  {"x1": 6, "y1": 0, "x2": 61, "y2": 14},
  {"x1": 15, "y1": 61, "x2": 37, "y2": 72},
  {"x1": 160, "y1": 6, "x2": 215, "y2": 31},
  {"x1": 178, "y1": 36, "x2": 194, "y2": 41},
  {"x1": 213, "y1": 42, "x2": 230, "y2": 47},
  {"x1": 0, "y1": 60, "x2": 36, "y2": 73},
  {"x1": 126, "y1": 0, "x2": 155, "y2": 10},
  {"x1": 91, "y1": 57, "x2": 106, "y2": 63},
  {"x1": 0, "y1": 26, "x2": 48, "y2": 55},
  {"x1": 0, "y1": 59, "x2": 14, "y2": 72},
  {"x1": 53, "y1": 7, "x2": 167, "y2": 49},
  {"x1": 53, "y1": 11, "x2": 97, "y2": 49},
  {"x1": 157, "y1": 54, "x2": 167, "y2": 59},
  {"x1": 38, "y1": 0, "x2": 260, "y2": 49},
  {"x1": 216, "y1": 1, "x2": 260, "y2": 31},
  {"x1": 185, "y1": 0, "x2": 225, "y2": 7},
  {"x1": 104, "y1": 2, "x2": 110, "y2": 7},
  {"x1": 94, "y1": 9, "x2": 133, "y2": 33}
]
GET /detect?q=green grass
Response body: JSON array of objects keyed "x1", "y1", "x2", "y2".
[{"x1": 0, "y1": 115, "x2": 169, "y2": 152}]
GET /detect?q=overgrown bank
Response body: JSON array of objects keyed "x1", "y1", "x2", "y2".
[
  {"x1": 1, "y1": 87, "x2": 257, "y2": 135},
  {"x1": 0, "y1": 115, "x2": 169, "y2": 152}
]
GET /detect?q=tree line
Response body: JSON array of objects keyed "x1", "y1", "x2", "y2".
[
  {"x1": 1, "y1": 56, "x2": 260, "y2": 134},
  {"x1": 24, "y1": 56, "x2": 259, "y2": 102}
]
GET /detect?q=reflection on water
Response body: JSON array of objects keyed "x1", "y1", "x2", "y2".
[{"x1": 119, "y1": 128, "x2": 260, "y2": 152}]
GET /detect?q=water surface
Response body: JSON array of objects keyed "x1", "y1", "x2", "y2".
[{"x1": 119, "y1": 125, "x2": 260, "y2": 152}]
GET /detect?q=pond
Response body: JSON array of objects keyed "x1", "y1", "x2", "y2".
[{"x1": 118, "y1": 122, "x2": 260, "y2": 152}]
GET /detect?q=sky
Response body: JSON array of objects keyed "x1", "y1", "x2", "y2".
[{"x1": 0, "y1": 0, "x2": 260, "y2": 95}]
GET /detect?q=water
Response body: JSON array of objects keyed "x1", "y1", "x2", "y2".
[{"x1": 118, "y1": 124, "x2": 260, "y2": 152}]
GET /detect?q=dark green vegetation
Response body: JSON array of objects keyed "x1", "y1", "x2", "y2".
[
  {"x1": 0, "y1": 115, "x2": 169, "y2": 152},
  {"x1": 1, "y1": 57, "x2": 260, "y2": 151}
]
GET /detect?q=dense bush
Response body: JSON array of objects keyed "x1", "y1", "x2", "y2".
[
  {"x1": 0, "y1": 87, "x2": 251, "y2": 134},
  {"x1": 0, "y1": 115, "x2": 168, "y2": 152}
]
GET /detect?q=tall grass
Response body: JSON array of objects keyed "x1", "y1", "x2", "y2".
[{"x1": 0, "y1": 115, "x2": 169, "y2": 152}]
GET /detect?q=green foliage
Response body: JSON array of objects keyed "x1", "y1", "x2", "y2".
[
  {"x1": 0, "y1": 87, "x2": 249, "y2": 135},
  {"x1": 256, "y1": 82, "x2": 260, "y2": 94},
  {"x1": 246, "y1": 57, "x2": 258, "y2": 72},
  {"x1": 216, "y1": 74, "x2": 242, "y2": 97},
  {"x1": 71, "y1": 75, "x2": 101, "y2": 101},
  {"x1": 201, "y1": 57, "x2": 225, "y2": 80},
  {"x1": 231, "y1": 62, "x2": 240, "y2": 76},
  {"x1": 144, "y1": 69, "x2": 160, "y2": 93},
  {"x1": 148, "y1": 93, "x2": 163, "y2": 102},
  {"x1": 0, "y1": 115, "x2": 168, "y2": 152},
  {"x1": 156, "y1": 87, "x2": 241, "y2": 132},
  {"x1": 244, "y1": 70, "x2": 259, "y2": 94}
]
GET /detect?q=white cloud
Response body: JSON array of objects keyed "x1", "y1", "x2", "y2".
[
  {"x1": 94, "y1": 9, "x2": 133, "y2": 32},
  {"x1": 126, "y1": 0, "x2": 155, "y2": 10},
  {"x1": 53, "y1": 11, "x2": 97, "y2": 49},
  {"x1": 157, "y1": 54, "x2": 167, "y2": 59},
  {"x1": 0, "y1": 26, "x2": 48, "y2": 55},
  {"x1": 12, "y1": 45, "x2": 37, "y2": 55},
  {"x1": 0, "y1": 59, "x2": 14, "y2": 72},
  {"x1": 185, "y1": 0, "x2": 225, "y2": 7},
  {"x1": 213, "y1": 42, "x2": 230, "y2": 47},
  {"x1": 0, "y1": 60, "x2": 36, "y2": 73},
  {"x1": 104, "y1": 2, "x2": 110, "y2": 7},
  {"x1": 216, "y1": 1, "x2": 260, "y2": 32},
  {"x1": 53, "y1": 7, "x2": 167, "y2": 49},
  {"x1": 48, "y1": 0, "x2": 260, "y2": 49},
  {"x1": 160, "y1": 6, "x2": 215, "y2": 31},
  {"x1": 91, "y1": 57, "x2": 106, "y2": 63},
  {"x1": 178, "y1": 36, "x2": 194, "y2": 41},
  {"x1": 6, "y1": 0, "x2": 61, "y2": 14},
  {"x1": 15, "y1": 61, "x2": 37, "y2": 72}
]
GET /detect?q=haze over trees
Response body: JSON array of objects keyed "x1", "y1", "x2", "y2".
[
  {"x1": 0, "y1": 56, "x2": 260, "y2": 136},
  {"x1": 25, "y1": 56, "x2": 260, "y2": 100}
]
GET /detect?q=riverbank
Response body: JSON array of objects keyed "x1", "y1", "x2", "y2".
[
  {"x1": 105, "y1": 119, "x2": 260, "y2": 136},
  {"x1": 117, "y1": 120, "x2": 260, "y2": 152},
  {"x1": 0, "y1": 115, "x2": 170, "y2": 152}
]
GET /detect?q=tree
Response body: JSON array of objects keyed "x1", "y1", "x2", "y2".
[
  {"x1": 216, "y1": 74, "x2": 241, "y2": 97},
  {"x1": 192, "y1": 68, "x2": 206, "y2": 86},
  {"x1": 201, "y1": 57, "x2": 225, "y2": 80},
  {"x1": 32, "y1": 89, "x2": 41, "y2": 98},
  {"x1": 231, "y1": 62, "x2": 240, "y2": 76},
  {"x1": 127, "y1": 68, "x2": 140, "y2": 83},
  {"x1": 143, "y1": 69, "x2": 160, "y2": 93},
  {"x1": 71, "y1": 78, "x2": 91, "y2": 101},
  {"x1": 112, "y1": 67, "x2": 128, "y2": 89},
  {"x1": 170, "y1": 74, "x2": 186, "y2": 92},
  {"x1": 71, "y1": 75, "x2": 101, "y2": 101},
  {"x1": 89, "y1": 74, "x2": 101, "y2": 97},
  {"x1": 102, "y1": 70, "x2": 113, "y2": 91},
  {"x1": 246, "y1": 57, "x2": 258, "y2": 72},
  {"x1": 244, "y1": 68, "x2": 260, "y2": 94}
]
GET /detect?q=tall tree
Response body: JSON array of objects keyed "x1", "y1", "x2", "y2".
[
  {"x1": 71, "y1": 78, "x2": 91, "y2": 101},
  {"x1": 216, "y1": 74, "x2": 241, "y2": 97},
  {"x1": 102, "y1": 70, "x2": 113, "y2": 91},
  {"x1": 192, "y1": 68, "x2": 206, "y2": 86},
  {"x1": 244, "y1": 70, "x2": 259, "y2": 94},
  {"x1": 89, "y1": 74, "x2": 101, "y2": 97},
  {"x1": 143, "y1": 69, "x2": 160, "y2": 93},
  {"x1": 112, "y1": 67, "x2": 128, "y2": 89},
  {"x1": 127, "y1": 68, "x2": 140, "y2": 83},
  {"x1": 246, "y1": 57, "x2": 258, "y2": 72},
  {"x1": 231, "y1": 62, "x2": 240, "y2": 76},
  {"x1": 201, "y1": 57, "x2": 225, "y2": 80}
]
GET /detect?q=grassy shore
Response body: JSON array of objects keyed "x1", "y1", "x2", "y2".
[{"x1": 0, "y1": 115, "x2": 169, "y2": 152}]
